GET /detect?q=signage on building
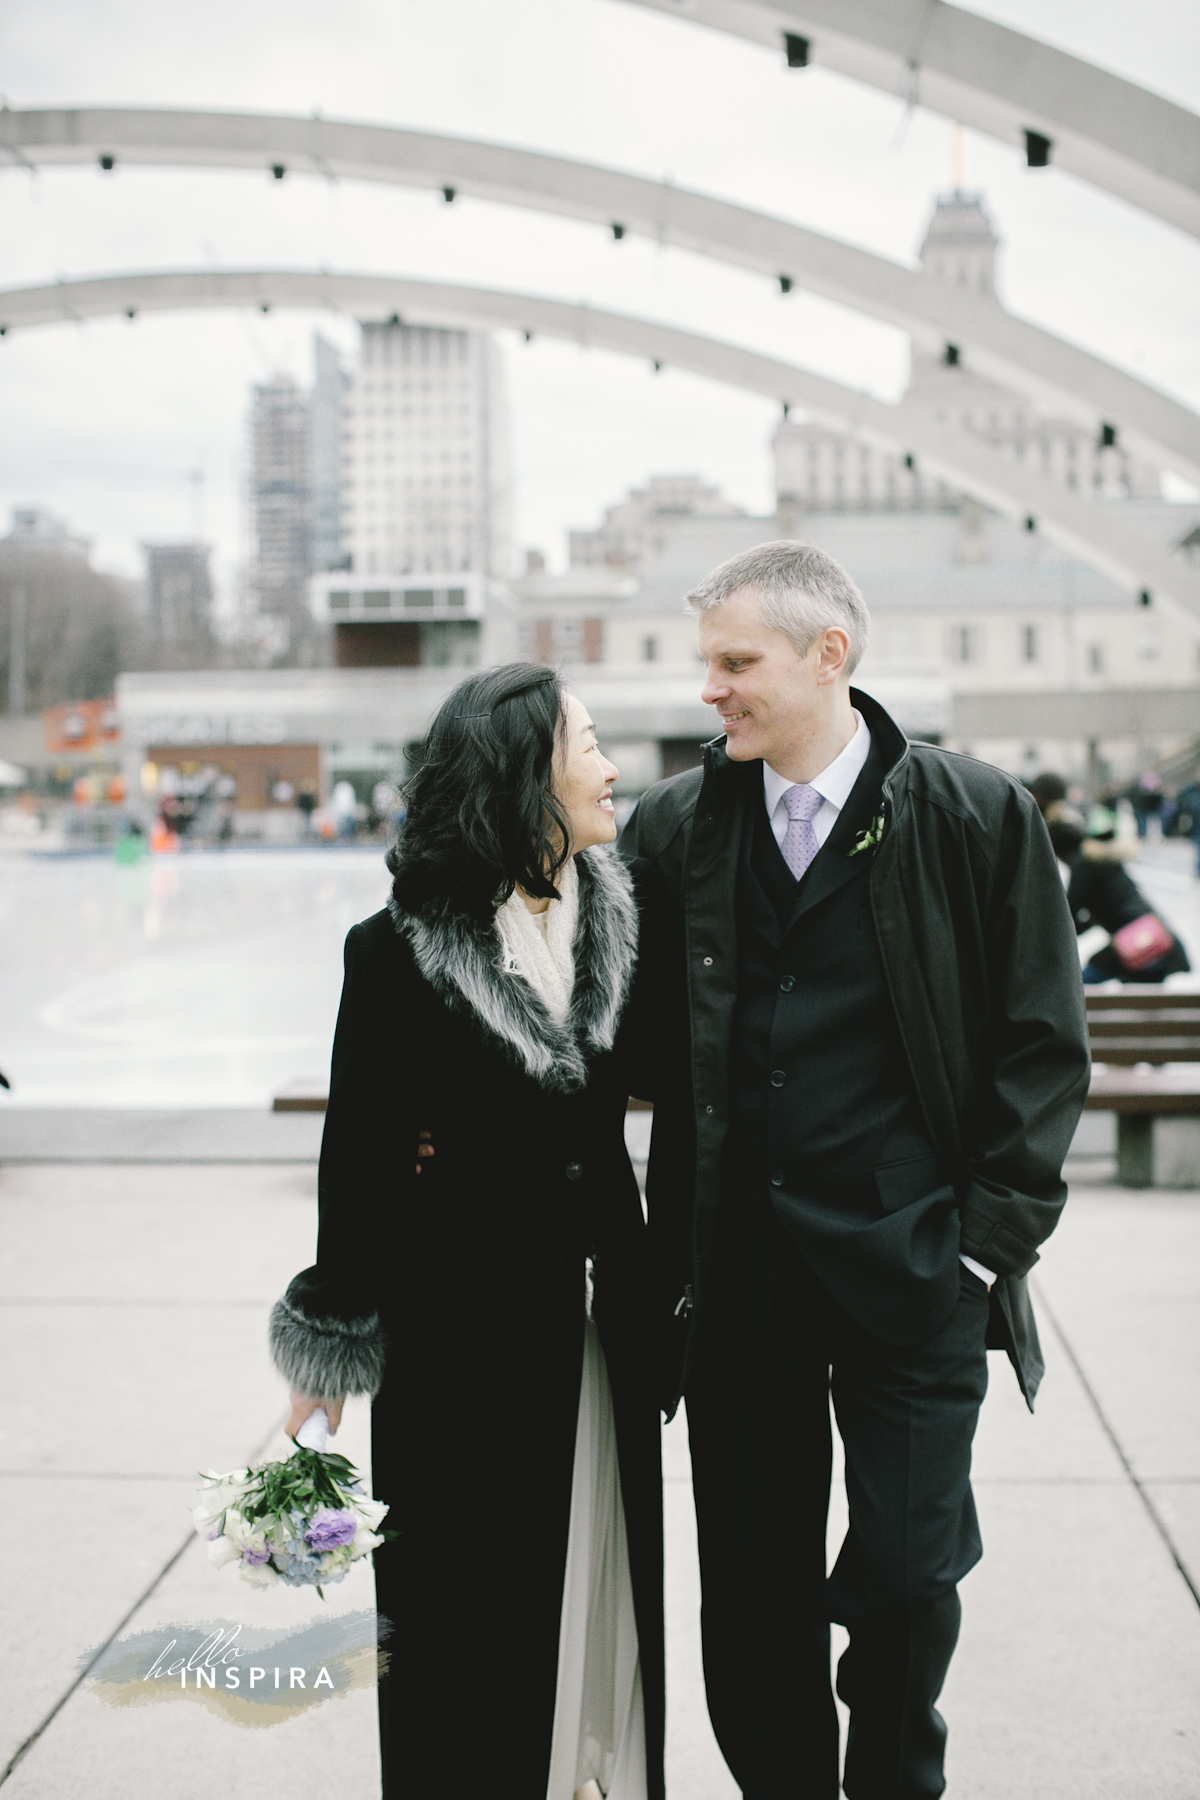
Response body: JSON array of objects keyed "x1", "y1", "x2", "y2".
[
  {"x1": 43, "y1": 699, "x2": 121, "y2": 753},
  {"x1": 122, "y1": 713, "x2": 290, "y2": 748}
]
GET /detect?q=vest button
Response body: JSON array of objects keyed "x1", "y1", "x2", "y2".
[
  {"x1": 779, "y1": 975, "x2": 796, "y2": 993},
  {"x1": 770, "y1": 1170, "x2": 785, "y2": 1187},
  {"x1": 565, "y1": 1162, "x2": 584, "y2": 1181},
  {"x1": 770, "y1": 1069, "x2": 786, "y2": 1088}
]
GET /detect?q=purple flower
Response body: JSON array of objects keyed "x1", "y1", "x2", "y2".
[
  {"x1": 304, "y1": 1507, "x2": 358, "y2": 1552},
  {"x1": 241, "y1": 1546, "x2": 272, "y2": 1567}
]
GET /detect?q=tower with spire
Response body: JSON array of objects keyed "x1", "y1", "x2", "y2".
[{"x1": 773, "y1": 188, "x2": 1158, "y2": 518}]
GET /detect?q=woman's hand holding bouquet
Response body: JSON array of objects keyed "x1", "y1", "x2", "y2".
[{"x1": 194, "y1": 1391, "x2": 390, "y2": 1598}]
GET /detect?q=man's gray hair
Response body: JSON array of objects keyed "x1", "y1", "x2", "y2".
[{"x1": 685, "y1": 539, "x2": 870, "y2": 674}]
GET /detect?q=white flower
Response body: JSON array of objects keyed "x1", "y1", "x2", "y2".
[
  {"x1": 354, "y1": 1496, "x2": 389, "y2": 1533},
  {"x1": 193, "y1": 1471, "x2": 249, "y2": 1534},
  {"x1": 221, "y1": 1508, "x2": 272, "y2": 1554},
  {"x1": 206, "y1": 1535, "x2": 241, "y2": 1571},
  {"x1": 349, "y1": 1528, "x2": 385, "y2": 1562},
  {"x1": 238, "y1": 1558, "x2": 282, "y2": 1590}
]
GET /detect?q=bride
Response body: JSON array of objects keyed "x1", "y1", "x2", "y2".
[{"x1": 270, "y1": 663, "x2": 674, "y2": 1799}]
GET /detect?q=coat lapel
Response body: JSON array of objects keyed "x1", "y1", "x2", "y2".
[
  {"x1": 390, "y1": 845, "x2": 638, "y2": 1092},
  {"x1": 783, "y1": 731, "x2": 889, "y2": 934}
]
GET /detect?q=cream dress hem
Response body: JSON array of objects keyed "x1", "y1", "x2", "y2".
[
  {"x1": 507, "y1": 898, "x2": 647, "y2": 1800},
  {"x1": 544, "y1": 1317, "x2": 648, "y2": 1800}
]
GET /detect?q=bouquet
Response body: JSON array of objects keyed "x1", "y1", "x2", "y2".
[{"x1": 194, "y1": 1411, "x2": 390, "y2": 1598}]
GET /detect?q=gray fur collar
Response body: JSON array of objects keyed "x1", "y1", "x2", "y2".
[{"x1": 389, "y1": 846, "x2": 638, "y2": 1092}]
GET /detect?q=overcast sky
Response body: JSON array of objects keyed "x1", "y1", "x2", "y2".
[{"x1": 1, "y1": 0, "x2": 1197, "y2": 592}]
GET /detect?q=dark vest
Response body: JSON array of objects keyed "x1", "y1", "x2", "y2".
[{"x1": 720, "y1": 732, "x2": 960, "y2": 1346}]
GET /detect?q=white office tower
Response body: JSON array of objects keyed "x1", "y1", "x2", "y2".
[
  {"x1": 249, "y1": 374, "x2": 318, "y2": 661},
  {"x1": 775, "y1": 190, "x2": 1160, "y2": 512},
  {"x1": 311, "y1": 333, "x2": 350, "y2": 574},
  {"x1": 315, "y1": 322, "x2": 512, "y2": 668}
]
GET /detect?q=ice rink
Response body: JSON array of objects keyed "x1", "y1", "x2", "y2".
[
  {"x1": 0, "y1": 846, "x2": 392, "y2": 1108},
  {"x1": 1, "y1": 835, "x2": 1197, "y2": 1111}
]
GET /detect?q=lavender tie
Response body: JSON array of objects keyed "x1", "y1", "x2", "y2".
[{"x1": 781, "y1": 783, "x2": 823, "y2": 880}]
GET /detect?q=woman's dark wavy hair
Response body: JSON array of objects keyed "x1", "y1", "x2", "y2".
[{"x1": 387, "y1": 663, "x2": 572, "y2": 921}]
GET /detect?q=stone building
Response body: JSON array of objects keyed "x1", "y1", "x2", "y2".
[
  {"x1": 568, "y1": 474, "x2": 746, "y2": 574},
  {"x1": 513, "y1": 492, "x2": 1199, "y2": 789},
  {"x1": 774, "y1": 190, "x2": 1161, "y2": 514}
]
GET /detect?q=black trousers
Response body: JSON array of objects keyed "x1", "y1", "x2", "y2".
[{"x1": 686, "y1": 1240, "x2": 990, "y2": 1799}]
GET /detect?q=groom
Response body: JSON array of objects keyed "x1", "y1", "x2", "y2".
[{"x1": 623, "y1": 541, "x2": 1089, "y2": 1798}]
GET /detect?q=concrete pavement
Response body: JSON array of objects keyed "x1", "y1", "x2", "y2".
[{"x1": 2, "y1": 1137, "x2": 1198, "y2": 1798}]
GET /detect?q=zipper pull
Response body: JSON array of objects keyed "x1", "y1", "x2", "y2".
[{"x1": 674, "y1": 1284, "x2": 693, "y2": 1318}]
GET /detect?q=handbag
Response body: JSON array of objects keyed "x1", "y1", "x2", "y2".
[{"x1": 1111, "y1": 912, "x2": 1174, "y2": 973}]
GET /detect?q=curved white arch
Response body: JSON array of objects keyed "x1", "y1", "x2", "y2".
[
  {"x1": 2, "y1": 106, "x2": 1197, "y2": 484},
  {"x1": 3, "y1": 265, "x2": 1197, "y2": 634},
  {"x1": 621, "y1": 0, "x2": 1200, "y2": 240}
]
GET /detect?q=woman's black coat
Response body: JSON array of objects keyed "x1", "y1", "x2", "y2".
[
  {"x1": 270, "y1": 847, "x2": 671, "y2": 1800},
  {"x1": 1067, "y1": 848, "x2": 1190, "y2": 980}
]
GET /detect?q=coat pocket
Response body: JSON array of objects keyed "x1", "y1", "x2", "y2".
[{"x1": 873, "y1": 1153, "x2": 950, "y2": 1214}]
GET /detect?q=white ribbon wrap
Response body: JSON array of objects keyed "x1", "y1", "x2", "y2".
[{"x1": 295, "y1": 1406, "x2": 330, "y2": 1452}]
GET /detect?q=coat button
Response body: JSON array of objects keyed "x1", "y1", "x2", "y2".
[
  {"x1": 770, "y1": 1069, "x2": 786, "y2": 1088},
  {"x1": 770, "y1": 1170, "x2": 785, "y2": 1187},
  {"x1": 702, "y1": 956, "x2": 714, "y2": 967},
  {"x1": 779, "y1": 975, "x2": 796, "y2": 993},
  {"x1": 565, "y1": 1162, "x2": 584, "y2": 1181}
]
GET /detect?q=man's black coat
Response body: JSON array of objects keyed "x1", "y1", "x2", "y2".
[{"x1": 623, "y1": 688, "x2": 1091, "y2": 1408}]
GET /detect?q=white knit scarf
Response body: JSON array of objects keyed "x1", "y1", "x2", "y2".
[{"x1": 494, "y1": 854, "x2": 579, "y2": 1025}]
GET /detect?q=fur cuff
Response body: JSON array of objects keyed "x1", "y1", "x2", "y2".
[{"x1": 269, "y1": 1295, "x2": 387, "y2": 1399}]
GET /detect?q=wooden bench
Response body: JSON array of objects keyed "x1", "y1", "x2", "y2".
[
  {"x1": 272, "y1": 1082, "x2": 331, "y2": 1113},
  {"x1": 1083, "y1": 989, "x2": 1200, "y2": 1186},
  {"x1": 272, "y1": 1085, "x2": 655, "y2": 1115},
  {"x1": 275, "y1": 990, "x2": 1200, "y2": 1188}
]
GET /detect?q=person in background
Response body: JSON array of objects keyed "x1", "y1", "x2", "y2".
[
  {"x1": 1128, "y1": 771, "x2": 1164, "y2": 840},
  {"x1": 1026, "y1": 771, "x2": 1067, "y2": 817},
  {"x1": 1045, "y1": 802, "x2": 1191, "y2": 984},
  {"x1": 1086, "y1": 785, "x2": 1122, "y2": 842},
  {"x1": 296, "y1": 780, "x2": 318, "y2": 837},
  {"x1": 330, "y1": 778, "x2": 359, "y2": 840},
  {"x1": 1175, "y1": 776, "x2": 1200, "y2": 878}
]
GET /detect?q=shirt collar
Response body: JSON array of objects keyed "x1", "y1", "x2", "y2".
[{"x1": 763, "y1": 710, "x2": 871, "y2": 816}]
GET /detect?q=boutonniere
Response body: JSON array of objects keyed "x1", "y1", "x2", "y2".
[{"x1": 848, "y1": 806, "x2": 887, "y2": 858}]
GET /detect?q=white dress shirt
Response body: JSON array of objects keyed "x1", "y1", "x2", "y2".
[
  {"x1": 763, "y1": 709, "x2": 871, "y2": 851},
  {"x1": 762, "y1": 712, "x2": 995, "y2": 1290}
]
